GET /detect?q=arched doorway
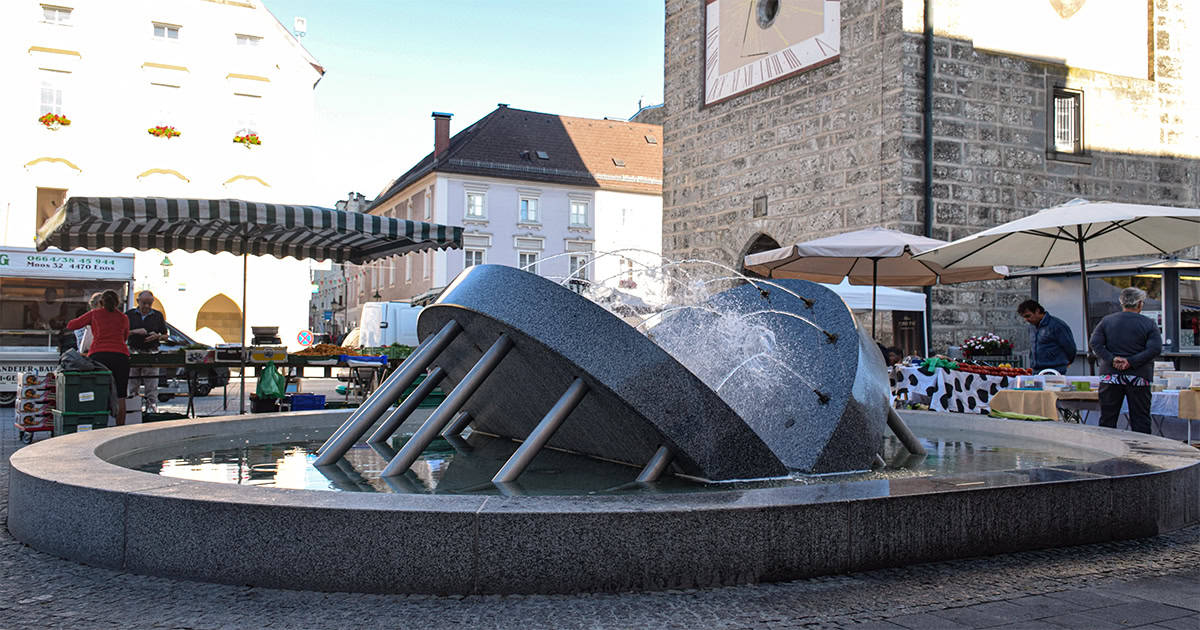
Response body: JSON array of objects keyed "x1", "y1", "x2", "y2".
[
  {"x1": 739, "y1": 233, "x2": 783, "y2": 277},
  {"x1": 195, "y1": 293, "x2": 242, "y2": 343}
]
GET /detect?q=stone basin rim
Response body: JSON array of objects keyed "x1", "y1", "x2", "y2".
[{"x1": 9, "y1": 409, "x2": 1198, "y2": 510}]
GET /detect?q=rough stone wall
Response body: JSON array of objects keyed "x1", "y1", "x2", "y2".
[
  {"x1": 897, "y1": 0, "x2": 1200, "y2": 353},
  {"x1": 662, "y1": 0, "x2": 907, "y2": 263},
  {"x1": 663, "y1": 0, "x2": 1199, "y2": 355}
]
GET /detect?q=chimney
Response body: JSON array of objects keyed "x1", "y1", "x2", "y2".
[{"x1": 432, "y1": 112, "x2": 452, "y2": 159}]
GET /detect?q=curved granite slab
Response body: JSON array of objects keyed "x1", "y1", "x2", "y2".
[{"x1": 416, "y1": 264, "x2": 788, "y2": 481}]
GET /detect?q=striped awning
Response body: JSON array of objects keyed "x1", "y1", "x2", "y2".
[{"x1": 35, "y1": 197, "x2": 462, "y2": 264}]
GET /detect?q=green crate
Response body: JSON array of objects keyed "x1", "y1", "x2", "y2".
[
  {"x1": 52, "y1": 410, "x2": 109, "y2": 435},
  {"x1": 55, "y1": 370, "x2": 112, "y2": 414}
]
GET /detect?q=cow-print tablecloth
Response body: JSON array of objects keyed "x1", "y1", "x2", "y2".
[{"x1": 889, "y1": 366, "x2": 1013, "y2": 414}]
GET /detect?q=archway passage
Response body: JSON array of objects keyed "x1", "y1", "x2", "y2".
[
  {"x1": 195, "y1": 293, "x2": 242, "y2": 343},
  {"x1": 740, "y1": 233, "x2": 782, "y2": 277}
]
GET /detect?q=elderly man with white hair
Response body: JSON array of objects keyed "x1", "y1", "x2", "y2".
[{"x1": 1088, "y1": 286, "x2": 1162, "y2": 434}]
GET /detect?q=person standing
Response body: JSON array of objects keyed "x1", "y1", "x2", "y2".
[
  {"x1": 1017, "y1": 299, "x2": 1077, "y2": 374},
  {"x1": 66, "y1": 290, "x2": 129, "y2": 425},
  {"x1": 126, "y1": 290, "x2": 168, "y2": 412},
  {"x1": 1089, "y1": 287, "x2": 1162, "y2": 434}
]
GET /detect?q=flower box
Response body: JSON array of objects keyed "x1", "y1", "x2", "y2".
[
  {"x1": 148, "y1": 125, "x2": 181, "y2": 139},
  {"x1": 233, "y1": 133, "x2": 261, "y2": 148},
  {"x1": 961, "y1": 333, "x2": 1013, "y2": 358},
  {"x1": 38, "y1": 113, "x2": 71, "y2": 130}
]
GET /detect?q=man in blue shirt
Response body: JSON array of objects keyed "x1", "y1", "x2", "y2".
[{"x1": 1017, "y1": 300, "x2": 1077, "y2": 374}]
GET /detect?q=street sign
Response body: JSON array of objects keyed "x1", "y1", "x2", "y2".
[
  {"x1": 297, "y1": 330, "x2": 314, "y2": 346},
  {"x1": 323, "y1": 310, "x2": 332, "y2": 321}
]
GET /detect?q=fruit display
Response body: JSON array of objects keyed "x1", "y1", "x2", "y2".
[
  {"x1": 293, "y1": 344, "x2": 362, "y2": 357},
  {"x1": 954, "y1": 362, "x2": 1031, "y2": 377}
]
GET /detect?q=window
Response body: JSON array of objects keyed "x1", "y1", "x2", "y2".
[
  {"x1": 153, "y1": 23, "x2": 180, "y2": 40},
  {"x1": 1087, "y1": 274, "x2": 1162, "y2": 340},
  {"x1": 423, "y1": 194, "x2": 431, "y2": 219},
  {"x1": 235, "y1": 34, "x2": 262, "y2": 47},
  {"x1": 464, "y1": 249, "x2": 484, "y2": 268},
  {"x1": 40, "y1": 77, "x2": 64, "y2": 116},
  {"x1": 389, "y1": 255, "x2": 395, "y2": 286},
  {"x1": 568, "y1": 254, "x2": 589, "y2": 293},
  {"x1": 465, "y1": 192, "x2": 486, "y2": 219},
  {"x1": 150, "y1": 83, "x2": 181, "y2": 126},
  {"x1": 569, "y1": 200, "x2": 589, "y2": 227},
  {"x1": 423, "y1": 251, "x2": 431, "y2": 278},
  {"x1": 404, "y1": 255, "x2": 411, "y2": 282},
  {"x1": 234, "y1": 93, "x2": 261, "y2": 136},
  {"x1": 42, "y1": 5, "x2": 71, "y2": 24},
  {"x1": 518, "y1": 251, "x2": 538, "y2": 274},
  {"x1": 1180, "y1": 275, "x2": 1200, "y2": 349},
  {"x1": 519, "y1": 197, "x2": 539, "y2": 223},
  {"x1": 1051, "y1": 87, "x2": 1083, "y2": 154}
]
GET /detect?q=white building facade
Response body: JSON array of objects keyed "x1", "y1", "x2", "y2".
[{"x1": 0, "y1": 0, "x2": 325, "y2": 348}]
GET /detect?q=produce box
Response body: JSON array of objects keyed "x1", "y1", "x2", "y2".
[
  {"x1": 288, "y1": 393, "x2": 325, "y2": 411},
  {"x1": 184, "y1": 349, "x2": 215, "y2": 364},
  {"x1": 19, "y1": 372, "x2": 55, "y2": 387},
  {"x1": 52, "y1": 410, "x2": 109, "y2": 434},
  {"x1": 55, "y1": 370, "x2": 111, "y2": 414},
  {"x1": 249, "y1": 346, "x2": 287, "y2": 363}
]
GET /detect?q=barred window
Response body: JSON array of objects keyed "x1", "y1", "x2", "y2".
[{"x1": 1052, "y1": 88, "x2": 1083, "y2": 154}]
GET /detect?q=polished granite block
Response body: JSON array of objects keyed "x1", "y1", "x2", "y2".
[{"x1": 417, "y1": 264, "x2": 786, "y2": 480}]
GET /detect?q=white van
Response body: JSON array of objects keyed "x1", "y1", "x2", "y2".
[{"x1": 358, "y1": 302, "x2": 423, "y2": 347}]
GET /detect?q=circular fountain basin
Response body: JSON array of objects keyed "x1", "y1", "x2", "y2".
[{"x1": 8, "y1": 409, "x2": 1199, "y2": 594}]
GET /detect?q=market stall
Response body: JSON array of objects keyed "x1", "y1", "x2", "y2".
[
  {"x1": 890, "y1": 361, "x2": 1032, "y2": 414},
  {"x1": 35, "y1": 196, "x2": 462, "y2": 413}
]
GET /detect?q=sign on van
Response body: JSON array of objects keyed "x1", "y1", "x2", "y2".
[{"x1": 0, "y1": 247, "x2": 134, "y2": 280}]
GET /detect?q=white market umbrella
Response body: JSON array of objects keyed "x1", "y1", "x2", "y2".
[
  {"x1": 743, "y1": 227, "x2": 1005, "y2": 337},
  {"x1": 913, "y1": 198, "x2": 1200, "y2": 367}
]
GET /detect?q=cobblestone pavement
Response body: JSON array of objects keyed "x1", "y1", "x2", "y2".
[{"x1": 1, "y1": 409, "x2": 1197, "y2": 629}]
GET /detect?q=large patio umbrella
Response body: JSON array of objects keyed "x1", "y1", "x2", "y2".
[
  {"x1": 36, "y1": 196, "x2": 463, "y2": 413},
  {"x1": 743, "y1": 227, "x2": 1005, "y2": 337},
  {"x1": 913, "y1": 198, "x2": 1200, "y2": 369}
]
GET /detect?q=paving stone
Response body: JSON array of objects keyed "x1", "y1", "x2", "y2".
[
  {"x1": 1078, "y1": 601, "x2": 1195, "y2": 627},
  {"x1": 1042, "y1": 612, "x2": 1129, "y2": 629},
  {"x1": 1110, "y1": 574, "x2": 1200, "y2": 612},
  {"x1": 1151, "y1": 615, "x2": 1200, "y2": 630},
  {"x1": 887, "y1": 613, "x2": 974, "y2": 629}
]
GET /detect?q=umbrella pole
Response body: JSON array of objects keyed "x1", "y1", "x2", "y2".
[
  {"x1": 240, "y1": 252, "x2": 247, "y2": 414},
  {"x1": 1077, "y1": 239, "x2": 1093, "y2": 376},
  {"x1": 872, "y1": 258, "x2": 878, "y2": 339}
]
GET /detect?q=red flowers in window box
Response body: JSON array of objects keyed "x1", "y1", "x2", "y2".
[
  {"x1": 38, "y1": 113, "x2": 71, "y2": 129},
  {"x1": 147, "y1": 125, "x2": 181, "y2": 138},
  {"x1": 233, "y1": 133, "x2": 261, "y2": 147}
]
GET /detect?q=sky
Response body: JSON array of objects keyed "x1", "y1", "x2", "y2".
[{"x1": 261, "y1": 0, "x2": 666, "y2": 206}]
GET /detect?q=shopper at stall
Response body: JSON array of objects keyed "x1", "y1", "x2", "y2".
[
  {"x1": 1089, "y1": 287, "x2": 1161, "y2": 434},
  {"x1": 1017, "y1": 299, "x2": 1077, "y2": 374},
  {"x1": 126, "y1": 290, "x2": 168, "y2": 412},
  {"x1": 66, "y1": 290, "x2": 129, "y2": 426}
]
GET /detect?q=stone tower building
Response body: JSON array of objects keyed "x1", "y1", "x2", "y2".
[{"x1": 662, "y1": 0, "x2": 1200, "y2": 352}]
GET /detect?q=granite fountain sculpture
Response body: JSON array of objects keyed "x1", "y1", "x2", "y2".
[{"x1": 317, "y1": 264, "x2": 914, "y2": 481}]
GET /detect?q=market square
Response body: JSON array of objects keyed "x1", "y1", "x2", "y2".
[{"x1": 1, "y1": 1, "x2": 1199, "y2": 628}]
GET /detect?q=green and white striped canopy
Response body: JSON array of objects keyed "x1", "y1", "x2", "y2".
[{"x1": 36, "y1": 196, "x2": 462, "y2": 263}]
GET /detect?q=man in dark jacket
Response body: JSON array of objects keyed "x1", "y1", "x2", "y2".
[
  {"x1": 1089, "y1": 287, "x2": 1162, "y2": 434},
  {"x1": 1017, "y1": 300, "x2": 1077, "y2": 374},
  {"x1": 126, "y1": 290, "x2": 169, "y2": 412}
]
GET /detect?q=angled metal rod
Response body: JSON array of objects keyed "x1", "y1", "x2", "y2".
[
  {"x1": 440, "y1": 410, "x2": 473, "y2": 439},
  {"x1": 314, "y1": 320, "x2": 462, "y2": 464},
  {"x1": 366, "y1": 367, "x2": 447, "y2": 444},
  {"x1": 368, "y1": 439, "x2": 398, "y2": 461},
  {"x1": 493, "y1": 377, "x2": 589, "y2": 483},
  {"x1": 887, "y1": 407, "x2": 926, "y2": 456},
  {"x1": 635, "y1": 445, "x2": 674, "y2": 482},
  {"x1": 382, "y1": 334, "x2": 513, "y2": 477}
]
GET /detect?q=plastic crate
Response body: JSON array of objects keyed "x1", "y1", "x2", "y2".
[
  {"x1": 55, "y1": 370, "x2": 111, "y2": 414},
  {"x1": 289, "y1": 393, "x2": 326, "y2": 411},
  {"x1": 52, "y1": 410, "x2": 109, "y2": 435}
]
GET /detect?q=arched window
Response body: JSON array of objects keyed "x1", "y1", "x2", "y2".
[
  {"x1": 739, "y1": 233, "x2": 782, "y2": 277},
  {"x1": 195, "y1": 293, "x2": 242, "y2": 343}
]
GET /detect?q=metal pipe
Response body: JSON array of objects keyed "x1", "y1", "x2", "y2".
[
  {"x1": 492, "y1": 378, "x2": 588, "y2": 483},
  {"x1": 240, "y1": 252, "x2": 247, "y2": 415},
  {"x1": 440, "y1": 410, "x2": 473, "y2": 439},
  {"x1": 314, "y1": 319, "x2": 462, "y2": 464},
  {"x1": 1077, "y1": 236, "x2": 1094, "y2": 375},
  {"x1": 888, "y1": 407, "x2": 927, "y2": 456},
  {"x1": 382, "y1": 334, "x2": 513, "y2": 476},
  {"x1": 366, "y1": 367, "x2": 447, "y2": 444},
  {"x1": 635, "y1": 445, "x2": 673, "y2": 482},
  {"x1": 922, "y1": 0, "x2": 936, "y2": 348}
]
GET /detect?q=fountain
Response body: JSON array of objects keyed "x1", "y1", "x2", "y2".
[{"x1": 8, "y1": 264, "x2": 1199, "y2": 594}]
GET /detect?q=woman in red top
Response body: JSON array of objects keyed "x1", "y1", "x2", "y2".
[{"x1": 66, "y1": 290, "x2": 130, "y2": 425}]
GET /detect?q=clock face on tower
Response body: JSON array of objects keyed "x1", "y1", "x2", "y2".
[{"x1": 703, "y1": 0, "x2": 841, "y2": 106}]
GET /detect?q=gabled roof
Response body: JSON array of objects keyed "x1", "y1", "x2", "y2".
[{"x1": 367, "y1": 106, "x2": 662, "y2": 213}]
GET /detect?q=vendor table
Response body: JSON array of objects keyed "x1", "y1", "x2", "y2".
[
  {"x1": 889, "y1": 365, "x2": 1015, "y2": 414},
  {"x1": 990, "y1": 388, "x2": 1199, "y2": 442}
]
